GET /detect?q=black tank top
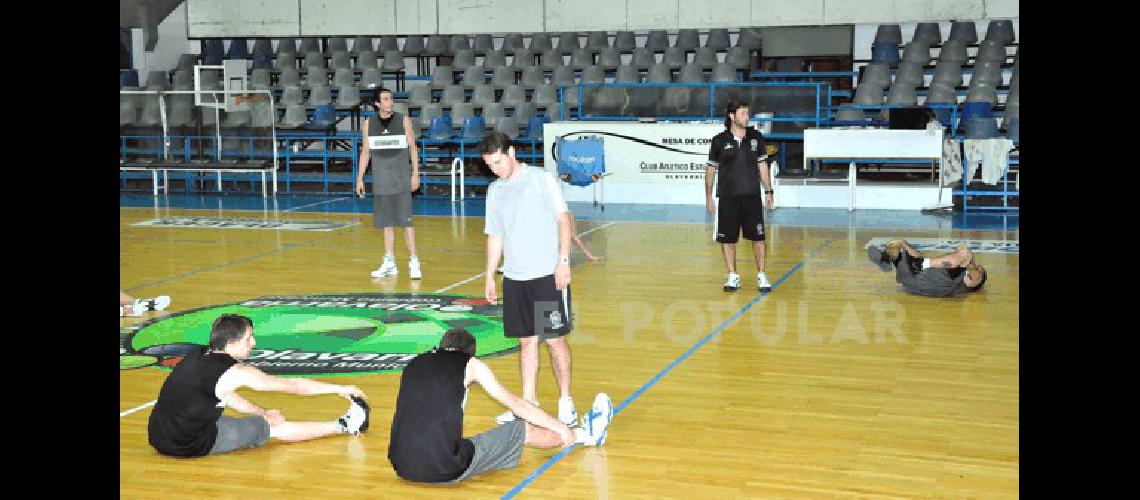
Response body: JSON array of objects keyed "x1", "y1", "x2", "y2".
[
  {"x1": 388, "y1": 349, "x2": 475, "y2": 482},
  {"x1": 148, "y1": 347, "x2": 238, "y2": 457}
]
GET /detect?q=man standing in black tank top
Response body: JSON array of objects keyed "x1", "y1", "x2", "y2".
[
  {"x1": 147, "y1": 314, "x2": 371, "y2": 457},
  {"x1": 356, "y1": 88, "x2": 424, "y2": 280},
  {"x1": 388, "y1": 328, "x2": 614, "y2": 483}
]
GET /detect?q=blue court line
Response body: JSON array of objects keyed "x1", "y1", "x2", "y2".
[
  {"x1": 501, "y1": 239, "x2": 834, "y2": 499},
  {"x1": 122, "y1": 244, "x2": 297, "y2": 293}
]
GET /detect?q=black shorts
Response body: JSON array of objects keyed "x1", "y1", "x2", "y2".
[
  {"x1": 715, "y1": 194, "x2": 766, "y2": 244},
  {"x1": 502, "y1": 274, "x2": 573, "y2": 339}
]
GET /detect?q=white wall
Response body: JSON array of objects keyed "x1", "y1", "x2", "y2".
[
  {"x1": 184, "y1": 0, "x2": 1018, "y2": 36},
  {"x1": 300, "y1": 0, "x2": 396, "y2": 35},
  {"x1": 439, "y1": 0, "x2": 542, "y2": 34},
  {"x1": 137, "y1": 2, "x2": 192, "y2": 85},
  {"x1": 187, "y1": 0, "x2": 301, "y2": 37}
]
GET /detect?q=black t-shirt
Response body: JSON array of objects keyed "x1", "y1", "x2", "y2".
[
  {"x1": 388, "y1": 349, "x2": 475, "y2": 483},
  {"x1": 708, "y1": 127, "x2": 767, "y2": 197},
  {"x1": 148, "y1": 347, "x2": 238, "y2": 457}
]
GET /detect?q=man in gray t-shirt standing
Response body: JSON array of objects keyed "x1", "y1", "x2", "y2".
[{"x1": 479, "y1": 132, "x2": 580, "y2": 428}]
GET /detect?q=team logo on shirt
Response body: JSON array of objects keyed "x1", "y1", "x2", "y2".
[
  {"x1": 119, "y1": 294, "x2": 514, "y2": 376},
  {"x1": 549, "y1": 310, "x2": 564, "y2": 330},
  {"x1": 750, "y1": 139, "x2": 758, "y2": 151}
]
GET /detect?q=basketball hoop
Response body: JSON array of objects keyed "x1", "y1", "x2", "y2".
[{"x1": 232, "y1": 94, "x2": 267, "y2": 105}]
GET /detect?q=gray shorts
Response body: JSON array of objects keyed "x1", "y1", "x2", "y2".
[
  {"x1": 449, "y1": 420, "x2": 526, "y2": 483},
  {"x1": 373, "y1": 192, "x2": 414, "y2": 228},
  {"x1": 207, "y1": 415, "x2": 271, "y2": 456}
]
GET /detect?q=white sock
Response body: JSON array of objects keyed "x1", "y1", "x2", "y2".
[
  {"x1": 921, "y1": 258, "x2": 932, "y2": 269},
  {"x1": 574, "y1": 427, "x2": 593, "y2": 445}
]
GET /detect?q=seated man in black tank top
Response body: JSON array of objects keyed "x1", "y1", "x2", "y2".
[
  {"x1": 148, "y1": 314, "x2": 371, "y2": 458},
  {"x1": 867, "y1": 239, "x2": 988, "y2": 297},
  {"x1": 388, "y1": 328, "x2": 613, "y2": 483}
]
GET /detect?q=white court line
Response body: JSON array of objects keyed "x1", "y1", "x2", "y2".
[
  {"x1": 433, "y1": 221, "x2": 618, "y2": 295},
  {"x1": 120, "y1": 400, "x2": 156, "y2": 418},
  {"x1": 283, "y1": 196, "x2": 354, "y2": 212}
]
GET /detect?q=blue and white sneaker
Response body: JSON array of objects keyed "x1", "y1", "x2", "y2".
[{"x1": 577, "y1": 393, "x2": 613, "y2": 446}]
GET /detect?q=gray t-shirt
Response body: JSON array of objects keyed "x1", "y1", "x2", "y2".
[{"x1": 485, "y1": 164, "x2": 568, "y2": 281}]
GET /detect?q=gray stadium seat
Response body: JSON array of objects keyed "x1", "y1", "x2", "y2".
[
  {"x1": 330, "y1": 52, "x2": 351, "y2": 71},
  {"x1": 471, "y1": 84, "x2": 497, "y2": 105},
  {"x1": 614, "y1": 31, "x2": 636, "y2": 51},
  {"x1": 378, "y1": 36, "x2": 399, "y2": 52},
  {"x1": 677, "y1": 64, "x2": 704, "y2": 83},
  {"x1": 250, "y1": 68, "x2": 272, "y2": 90},
  {"x1": 938, "y1": 39, "x2": 968, "y2": 62},
  {"x1": 528, "y1": 33, "x2": 553, "y2": 52},
  {"x1": 450, "y1": 35, "x2": 471, "y2": 53},
  {"x1": 462, "y1": 65, "x2": 487, "y2": 87},
  {"x1": 326, "y1": 37, "x2": 348, "y2": 54},
  {"x1": 984, "y1": 20, "x2": 1015, "y2": 43},
  {"x1": 483, "y1": 50, "x2": 507, "y2": 68},
  {"x1": 426, "y1": 35, "x2": 449, "y2": 56},
  {"x1": 886, "y1": 83, "x2": 917, "y2": 106},
  {"x1": 557, "y1": 32, "x2": 582, "y2": 52},
  {"x1": 502, "y1": 33, "x2": 526, "y2": 52},
  {"x1": 647, "y1": 64, "x2": 672, "y2": 83},
  {"x1": 736, "y1": 28, "x2": 761, "y2": 49},
  {"x1": 473, "y1": 34, "x2": 494, "y2": 52},
  {"x1": 598, "y1": 47, "x2": 621, "y2": 71},
  {"x1": 874, "y1": 24, "x2": 903, "y2": 44},
  {"x1": 357, "y1": 50, "x2": 379, "y2": 71},
  {"x1": 308, "y1": 84, "x2": 332, "y2": 106},
  {"x1": 675, "y1": 29, "x2": 699, "y2": 50},
  {"x1": 333, "y1": 68, "x2": 355, "y2": 89},
  {"x1": 931, "y1": 60, "x2": 963, "y2": 87},
  {"x1": 646, "y1": 30, "x2": 669, "y2": 51},
  {"x1": 706, "y1": 28, "x2": 730, "y2": 50},
  {"x1": 450, "y1": 102, "x2": 474, "y2": 129},
  {"x1": 281, "y1": 104, "x2": 308, "y2": 128},
  {"x1": 402, "y1": 35, "x2": 425, "y2": 56},
  {"x1": 663, "y1": 47, "x2": 687, "y2": 69},
  {"x1": 901, "y1": 42, "x2": 930, "y2": 65},
  {"x1": 281, "y1": 85, "x2": 304, "y2": 105},
  {"x1": 586, "y1": 31, "x2": 610, "y2": 50},
  {"x1": 912, "y1": 23, "x2": 942, "y2": 44},
  {"x1": 540, "y1": 49, "x2": 563, "y2": 70},
  {"x1": 453, "y1": 49, "x2": 476, "y2": 70},
  {"x1": 336, "y1": 85, "x2": 361, "y2": 109},
  {"x1": 948, "y1": 21, "x2": 978, "y2": 43},
  {"x1": 351, "y1": 36, "x2": 373, "y2": 54},
  {"x1": 693, "y1": 47, "x2": 719, "y2": 70},
  {"x1": 616, "y1": 65, "x2": 640, "y2": 83},
  {"x1": 481, "y1": 102, "x2": 505, "y2": 128},
  {"x1": 381, "y1": 50, "x2": 405, "y2": 71},
  {"x1": 520, "y1": 66, "x2": 545, "y2": 87},
  {"x1": 305, "y1": 67, "x2": 328, "y2": 89},
  {"x1": 514, "y1": 101, "x2": 537, "y2": 122},
  {"x1": 532, "y1": 84, "x2": 557, "y2": 109},
  {"x1": 360, "y1": 68, "x2": 384, "y2": 89},
  {"x1": 278, "y1": 67, "x2": 301, "y2": 89},
  {"x1": 711, "y1": 63, "x2": 737, "y2": 82},
  {"x1": 276, "y1": 38, "x2": 298, "y2": 56},
  {"x1": 569, "y1": 49, "x2": 594, "y2": 69},
  {"x1": 430, "y1": 66, "x2": 455, "y2": 89},
  {"x1": 494, "y1": 115, "x2": 520, "y2": 138},
  {"x1": 492, "y1": 66, "x2": 517, "y2": 88},
  {"x1": 408, "y1": 84, "x2": 432, "y2": 105},
  {"x1": 304, "y1": 51, "x2": 325, "y2": 69},
  {"x1": 501, "y1": 85, "x2": 527, "y2": 108},
  {"x1": 300, "y1": 38, "x2": 320, "y2": 54},
  {"x1": 441, "y1": 84, "x2": 466, "y2": 106},
  {"x1": 631, "y1": 47, "x2": 656, "y2": 70},
  {"x1": 512, "y1": 49, "x2": 535, "y2": 69}
]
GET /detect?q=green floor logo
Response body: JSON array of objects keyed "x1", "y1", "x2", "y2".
[{"x1": 119, "y1": 294, "x2": 513, "y2": 376}]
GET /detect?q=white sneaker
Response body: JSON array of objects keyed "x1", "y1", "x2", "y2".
[
  {"x1": 495, "y1": 400, "x2": 538, "y2": 425},
  {"x1": 757, "y1": 272, "x2": 772, "y2": 292},
  {"x1": 339, "y1": 396, "x2": 371, "y2": 436},
  {"x1": 557, "y1": 396, "x2": 578, "y2": 427},
  {"x1": 409, "y1": 257, "x2": 423, "y2": 280},
  {"x1": 723, "y1": 273, "x2": 741, "y2": 292},
  {"x1": 370, "y1": 257, "x2": 398, "y2": 278},
  {"x1": 151, "y1": 295, "x2": 171, "y2": 311},
  {"x1": 131, "y1": 300, "x2": 148, "y2": 316},
  {"x1": 577, "y1": 393, "x2": 613, "y2": 446}
]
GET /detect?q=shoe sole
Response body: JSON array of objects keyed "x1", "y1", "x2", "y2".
[
  {"x1": 370, "y1": 270, "x2": 398, "y2": 278},
  {"x1": 867, "y1": 246, "x2": 893, "y2": 271},
  {"x1": 723, "y1": 285, "x2": 739, "y2": 292}
]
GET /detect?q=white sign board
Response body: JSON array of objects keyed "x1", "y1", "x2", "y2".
[
  {"x1": 543, "y1": 121, "x2": 728, "y2": 204},
  {"x1": 369, "y1": 135, "x2": 408, "y2": 150}
]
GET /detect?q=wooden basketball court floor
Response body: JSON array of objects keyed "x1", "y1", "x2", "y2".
[{"x1": 119, "y1": 202, "x2": 1019, "y2": 498}]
